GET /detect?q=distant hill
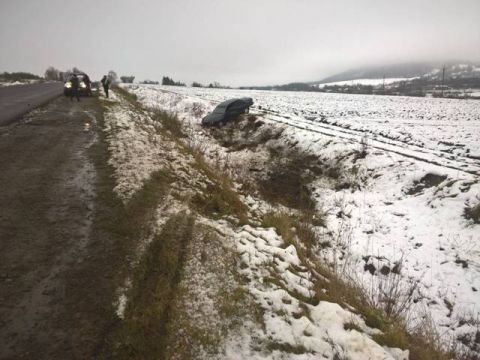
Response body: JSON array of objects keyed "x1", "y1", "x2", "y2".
[
  {"x1": 240, "y1": 61, "x2": 480, "y2": 97},
  {"x1": 313, "y1": 61, "x2": 480, "y2": 84}
]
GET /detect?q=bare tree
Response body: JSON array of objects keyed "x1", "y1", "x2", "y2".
[
  {"x1": 108, "y1": 70, "x2": 118, "y2": 83},
  {"x1": 120, "y1": 75, "x2": 135, "y2": 83},
  {"x1": 44, "y1": 66, "x2": 61, "y2": 81}
]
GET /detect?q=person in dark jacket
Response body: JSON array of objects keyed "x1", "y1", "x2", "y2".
[
  {"x1": 101, "y1": 75, "x2": 111, "y2": 98},
  {"x1": 84, "y1": 74, "x2": 92, "y2": 96},
  {"x1": 70, "y1": 74, "x2": 80, "y2": 102}
]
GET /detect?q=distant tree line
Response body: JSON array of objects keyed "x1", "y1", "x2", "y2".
[
  {"x1": 2, "y1": 66, "x2": 132, "y2": 84},
  {"x1": 0, "y1": 71, "x2": 42, "y2": 82},
  {"x1": 162, "y1": 76, "x2": 185, "y2": 86},
  {"x1": 191, "y1": 81, "x2": 230, "y2": 89},
  {"x1": 120, "y1": 75, "x2": 135, "y2": 83}
]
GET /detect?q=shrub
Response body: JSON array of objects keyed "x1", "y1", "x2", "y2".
[
  {"x1": 464, "y1": 203, "x2": 480, "y2": 224},
  {"x1": 44, "y1": 66, "x2": 62, "y2": 81},
  {"x1": 258, "y1": 149, "x2": 318, "y2": 211},
  {"x1": 120, "y1": 75, "x2": 135, "y2": 83},
  {"x1": 0, "y1": 71, "x2": 41, "y2": 81}
]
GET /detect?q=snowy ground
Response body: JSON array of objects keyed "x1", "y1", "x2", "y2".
[
  {"x1": 102, "y1": 89, "x2": 416, "y2": 358},
  {"x1": 145, "y1": 85, "x2": 480, "y2": 170},
  {"x1": 123, "y1": 84, "x2": 480, "y2": 354}
]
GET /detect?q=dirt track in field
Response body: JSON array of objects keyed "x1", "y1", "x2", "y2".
[{"x1": 0, "y1": 96, "x2": 131, "y2": 359}]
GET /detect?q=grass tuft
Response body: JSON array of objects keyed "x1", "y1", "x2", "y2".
[
  {"x1": 343, "y1": 321, "x2": 363, "y2": 333},
  {"x1": 151, "y1": 110, "x2": 186, "y2": 138},
  {"x1": 188, "y1": 150, "x2": 248, "y2": 224}
]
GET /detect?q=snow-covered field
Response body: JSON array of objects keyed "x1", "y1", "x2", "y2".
[
  {"x1": 316, "y1": 78, "x2": 416, "y2": 87},
  {"x1": 104, "y1": 89, "x2": 413, "y2": 359},
  {"x1": 150, "y1": 86, "x2": 480, "y2": 173},
  {"x1": 123, "y1": 84, "x2": 480, "y2": 355}
]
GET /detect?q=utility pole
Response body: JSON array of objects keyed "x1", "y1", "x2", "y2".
[{"x1": 441, "y1": 65, "x2": 446, "y2": 97}]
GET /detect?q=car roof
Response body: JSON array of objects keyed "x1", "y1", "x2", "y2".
[{"x1": 216, "y1": 97, "x2": 253, "y2": 108}]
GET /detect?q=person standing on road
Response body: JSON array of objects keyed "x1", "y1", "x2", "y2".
[
  {"x1": 101, "y1": 75, "x2": 111, "y2": 98},
  {"x1": 70, "y1": 74, "x2": 80, "y2": 102},
  {"x1": 84, "y1": 74, "x2": 92, "y2": 96}
]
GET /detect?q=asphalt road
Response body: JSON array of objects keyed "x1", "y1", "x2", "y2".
[
  {"x1": 0, "y1": 82, "x2": 63, "y2": 126},
  {"x1": 0, "y1": 96, "x2": 131, "y2": 359}
]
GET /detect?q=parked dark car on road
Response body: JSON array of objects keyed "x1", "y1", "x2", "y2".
[
  {"x1": 202, "y1": 97, "x2": 253, "y2": 126},
  {"x1": 63, "y1": 73, "x2": 91, "y2": 96}
]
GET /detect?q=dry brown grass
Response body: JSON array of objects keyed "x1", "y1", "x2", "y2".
[
  {"x1": 464, "y1": 202, "x2": 480, "y2": 224},
  {"x1": 258, "y1": 149, "x2": 319, "y2": 211},
  {"x1": 188, "y1": 147, "x2": 248, "y2": 224},
  {"x1": 208, "y1": 114, "x2": 282, "y2": 151},
  {"x1": 261, "y1": 209, "x2": 453, "y2": 360},
  {"x1": 113, "y1": 85, "x2": 138, "y2": 104},
  {"x1": 151, "y1": 109, "x2": 186, "y2": 139},
  {"x1": 261, "y1": 212, "x2": 296, "y2": 245}
]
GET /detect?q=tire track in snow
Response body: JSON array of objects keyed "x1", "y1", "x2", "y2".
[{"x1": 259, "y1": 110, "x2": 480, "y2": 176}]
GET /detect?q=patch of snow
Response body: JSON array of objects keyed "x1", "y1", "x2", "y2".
[{"x1": 210, "y1": 221, "x2": 408, "y2": 359}]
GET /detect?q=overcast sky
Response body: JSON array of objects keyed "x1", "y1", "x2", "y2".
[{"x1": 1, "y1": 0, "x2": 479, "y2": 86}]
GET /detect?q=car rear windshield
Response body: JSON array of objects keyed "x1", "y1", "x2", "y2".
[
  {"x1": 68, "y1": 74, "x2": 86, "y2": 81},
  {"x1": 212, "y1": 104, "x2": 228, "y2": 113}
]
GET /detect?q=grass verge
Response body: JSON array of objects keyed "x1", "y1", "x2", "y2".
[
  {"x1": 107, "y1": 213, "x2": 195, "y2": 359},
  {"x1": 114, "y1": 86, "x2": 247, "y2": 224},
  {"x1": 81, "y1": 100, "x2": 174, "y2": 357}
]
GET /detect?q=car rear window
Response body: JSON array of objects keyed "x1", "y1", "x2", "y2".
[
  {"x1": 228, "y1": 102, "x2": 247, "y2": 111},
  {"x1": 212, "y1": 104, "x2": 228, "y2": 113}
]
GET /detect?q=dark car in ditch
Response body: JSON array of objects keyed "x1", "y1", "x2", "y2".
[
  {"x1": 201, "y1": 97, "x2": 253, "y2": 126},
  {"x1": 63, "y1": 73, "x2": 92, "y2": 96}
]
